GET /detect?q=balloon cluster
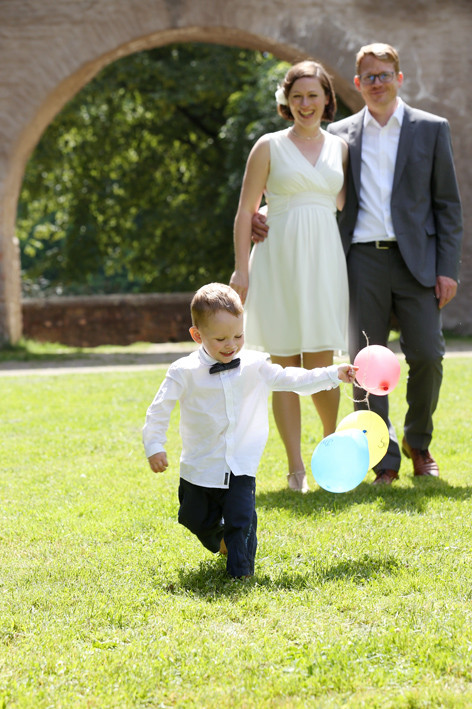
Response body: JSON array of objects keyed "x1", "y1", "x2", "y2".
[{"x1": 311, "y1": 345, "x2": 400, "y2": 493}]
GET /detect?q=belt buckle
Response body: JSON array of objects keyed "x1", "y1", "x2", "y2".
[{"x1": 375, "y1": 241, "x2": 389, "y2": 250}]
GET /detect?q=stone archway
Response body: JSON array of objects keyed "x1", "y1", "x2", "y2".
[{"x1": 1, "y1": 0, "x2": 471, "y2": 344}]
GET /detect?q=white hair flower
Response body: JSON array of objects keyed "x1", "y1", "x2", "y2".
[{"x1": 275, "y1": 86, "x2": 288, "y2": 106}]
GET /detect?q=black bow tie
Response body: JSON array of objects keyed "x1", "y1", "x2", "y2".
[{"x1": 209, "y1": 358, "x2": 240, "y2": 374}]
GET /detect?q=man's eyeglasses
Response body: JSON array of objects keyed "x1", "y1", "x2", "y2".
[{"x1": 358, "y1": 71, "x2": 396, "y2": 86}]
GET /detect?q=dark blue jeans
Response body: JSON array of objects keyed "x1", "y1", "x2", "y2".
[{"x1": 178, "y1": 474, "x2": 257, "y2": 577}]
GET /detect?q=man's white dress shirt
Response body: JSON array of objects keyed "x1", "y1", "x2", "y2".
[
  {"x1": 143, "y1": 347, "x2": 341, "y2": 488},
  {"x1": 353, "y1": 98, "x2": 404, "y2": 243}
]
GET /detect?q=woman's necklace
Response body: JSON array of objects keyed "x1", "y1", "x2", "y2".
[{"x1": 291, "y1": 128, "x2": 323, "y2": 141}]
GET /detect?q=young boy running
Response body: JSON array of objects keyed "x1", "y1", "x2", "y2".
[{"x1": 143, "y1": 283, "x2": 356, "y2": 579}]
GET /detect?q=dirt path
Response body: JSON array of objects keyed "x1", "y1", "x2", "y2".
[{"x1": 0, "y1": 340, "x2": 470, "y2": 377}]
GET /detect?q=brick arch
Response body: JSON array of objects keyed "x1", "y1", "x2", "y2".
[{"x1": 1, "y1": 0, "x2": 471, "y2": 343}]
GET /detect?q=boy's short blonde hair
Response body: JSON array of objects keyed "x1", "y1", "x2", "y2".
[{"x1": 191, "y1": 283, "x2": 243, "y2": 328}]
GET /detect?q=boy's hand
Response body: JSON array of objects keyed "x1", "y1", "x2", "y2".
[
  {"x1": 148, "y1": 452, "x2": 168, "y2": 473},
  {"x1": 337, "y1": 364, "x2": 358, "y2": 384}
]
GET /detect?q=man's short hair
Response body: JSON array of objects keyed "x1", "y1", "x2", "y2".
[
  {"x1": 191, "y1": 283, "x2": 243, "y2": 328},
  {"x1": 356, "y1": 43, "x2": 400, "y2": 75}
]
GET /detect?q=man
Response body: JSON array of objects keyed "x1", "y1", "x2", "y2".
[{"x1": 252, "y1": 43, "x2": 463, "y2": 484}]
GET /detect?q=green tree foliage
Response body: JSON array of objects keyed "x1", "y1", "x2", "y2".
[{"x1": 18, "y1": 44, "x2": 289, "y2": 295}]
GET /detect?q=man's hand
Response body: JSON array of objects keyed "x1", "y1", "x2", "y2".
[
  {"x1": 148, "y1": 452, "x2": 168, "y2": 473},
  {"x1": 435, "y1": 275, "x2": 458, "y2": 309},
  {"x1": 251, "y1": 209, "x2": 269, "y2": 244}
]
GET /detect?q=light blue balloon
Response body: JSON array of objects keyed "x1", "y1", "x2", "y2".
[{"x1": 311, "y1": 429, "x2": 370, "y2": 493}]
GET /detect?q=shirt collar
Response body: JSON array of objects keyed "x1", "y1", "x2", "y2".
[
  {"x1": 198, "y1": 346, "x2": 217, "y2": 367},
  {"x1": 364, "y1": 97, "x2": 404, "y2": 129}
]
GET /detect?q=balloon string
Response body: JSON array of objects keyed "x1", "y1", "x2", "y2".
[
  {"x1": 344, "y1": 386, "x2": 371, "y2": 409},
  {"x1": 343, "y1": 330, "x2": 371, "y2": 409}
]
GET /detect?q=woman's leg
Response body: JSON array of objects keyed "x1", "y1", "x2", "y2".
[
  {"x1": 270, "y1": 354, "x2": 308, "y2": 491},
  {"x1": 302, "y1": 351, "x2": 340, "y2": 437}
]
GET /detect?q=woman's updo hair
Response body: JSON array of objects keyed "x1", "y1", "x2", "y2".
[{"x1": 277, "y1": 60, "x2": 337, "y2": 123}]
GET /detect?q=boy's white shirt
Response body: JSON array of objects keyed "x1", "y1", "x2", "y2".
[{"x1": 143, "y1": 346, "x2": 341, "y2": 489}]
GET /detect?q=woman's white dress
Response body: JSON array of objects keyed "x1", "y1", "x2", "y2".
[{"x1": 244, "y1": 127, "x2": 349, "y2": 356}]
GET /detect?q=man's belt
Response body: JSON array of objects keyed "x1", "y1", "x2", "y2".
[{"x1": 357, "y1": 240, "x2": 398, "y2": 250}]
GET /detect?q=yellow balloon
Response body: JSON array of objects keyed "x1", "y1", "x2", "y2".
[{"x1": 336, "y1": 410, "x2": 389, "y2": 469}]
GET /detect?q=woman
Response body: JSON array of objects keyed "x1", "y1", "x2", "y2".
[{"x1": 230, "y1": 60, "x2": 349, "y2": 493}]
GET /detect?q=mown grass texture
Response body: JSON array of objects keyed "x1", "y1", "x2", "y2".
[{"x1": 0, "y1": 355, "x2": 471, "y2": 707}]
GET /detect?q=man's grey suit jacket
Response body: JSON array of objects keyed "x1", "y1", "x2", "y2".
[{"x1": 328, "y1": 103, "x2": 463, "y2": 287}]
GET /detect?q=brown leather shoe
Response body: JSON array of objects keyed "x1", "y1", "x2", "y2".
[
  {"x1": 372, "y1": 469, "x2": 399, "y2": 485},
  {"x1": 402, "y1": 438, "x2": 439, "y2": 477}
]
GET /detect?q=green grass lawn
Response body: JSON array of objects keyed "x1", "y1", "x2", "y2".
[
  {"x1": 0, "y1": 339, "x2": 160, "y2": 363},
  {"x1": 1, "y1": 356, "x2": 471, "y2": 707}
]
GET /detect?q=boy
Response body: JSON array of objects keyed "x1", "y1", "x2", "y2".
[{"x1": 143, "y1": 283, "x2": 356, "y2": 579}]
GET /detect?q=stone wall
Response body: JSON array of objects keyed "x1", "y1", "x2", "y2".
[
  {"x1": 1, "y1": 0, "x2": 471, "y2": 343},
  {"x1": 22, "y1": 294, "x2": 193, "y2": 347}
]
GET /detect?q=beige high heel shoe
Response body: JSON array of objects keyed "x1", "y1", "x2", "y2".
[{"x1": 287, "y1": 471, "x2": 309, "y2": 493}]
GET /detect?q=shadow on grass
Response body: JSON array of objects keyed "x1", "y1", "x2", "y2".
[
  {"x1": 171, "y1": 551, "x2": 401, "y2": 598},
  {"x1": 270, "y1": 553, "x2": 402, "y2": 590},
  {"x1": 163, "y1": 479, "x2": 471, "y2": 597},
  {"x1": 256, "y1": 476, "x2": 472, "y2": 517},
  {"x1": 171, "y1": 560, "x2": 256, "y2": 598}
]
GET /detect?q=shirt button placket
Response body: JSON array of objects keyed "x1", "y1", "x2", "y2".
[{"x1": 221, "y1": 373, "x2": 236, "y2": 479}]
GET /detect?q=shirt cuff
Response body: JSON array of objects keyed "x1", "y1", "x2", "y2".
[
  {"x1": 144, "y1": 442, "x2": 166, "y2": 458},
  {"x1": 327, "y1": 364, "x2": 342, "y2": 387}
]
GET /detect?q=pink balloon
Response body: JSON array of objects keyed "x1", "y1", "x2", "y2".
[{"x1": 353, "y1": 345, "x2": 401, "y2": 396}]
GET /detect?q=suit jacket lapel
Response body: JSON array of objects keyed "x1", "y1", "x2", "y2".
[
  {"x1": 348, "y1": 110, "x2": 365, "y2": 197},
  {"x1": 393, "y1": 103, "x2": 416, "y2": 190}
]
